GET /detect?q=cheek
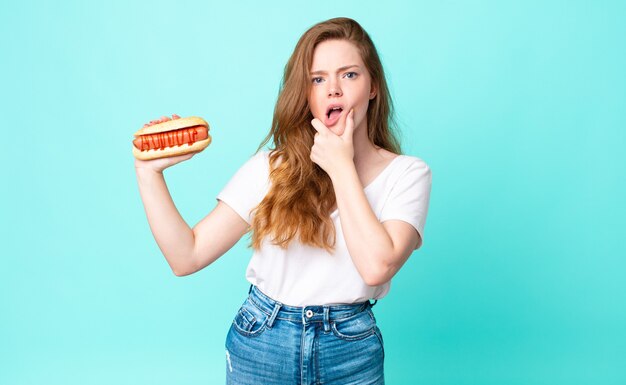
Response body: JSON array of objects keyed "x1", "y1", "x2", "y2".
[
  {"x1": 358, "y1": 88, "x2": 371, "y2": 106},
  {"x1": 308, "y1": 98, "x2": 322, "y2": 117},
  {"x1": 351, "y1": 92, "x2": 370, "y2": 116},
  {"x1": 354, "y1": 105, "x2": 369, "y2": 129}
]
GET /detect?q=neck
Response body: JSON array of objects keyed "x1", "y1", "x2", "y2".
[{"x1": 352, "y1": 119, "x2": 381, "y2": 170}]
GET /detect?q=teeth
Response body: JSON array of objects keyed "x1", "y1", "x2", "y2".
[{"x1": 327, "y1": 106, "x2": 343, "y2": 118}]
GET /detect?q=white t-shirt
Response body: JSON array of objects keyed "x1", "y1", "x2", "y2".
[{"x1": 216, "y1": 150, "x2": 432, "y2": 306}]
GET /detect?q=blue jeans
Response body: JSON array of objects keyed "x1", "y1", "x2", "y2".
[{"x1": 225, "y1": 284, "x2": 385, "y2": 385}]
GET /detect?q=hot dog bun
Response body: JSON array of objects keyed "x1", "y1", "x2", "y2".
[{"x1": 132, "y1": 116, "x2": 212, "y2": 160}]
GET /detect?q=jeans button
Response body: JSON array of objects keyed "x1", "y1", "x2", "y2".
[{"x1": 305, "y1": 310, "x2": 313, "y2": 318}]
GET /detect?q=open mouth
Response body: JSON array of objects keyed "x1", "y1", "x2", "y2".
[{"x1": 326, "y1": 106, "x2": 344, "y2": 120}]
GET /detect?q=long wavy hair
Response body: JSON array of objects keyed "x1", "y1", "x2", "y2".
[{"x1": 248, "y1": 17, "x2": 402, "y2": 253}]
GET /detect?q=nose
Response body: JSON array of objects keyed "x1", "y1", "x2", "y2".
[{"x1": 327, "y1": 81, "x2": 342, "y2": 97}]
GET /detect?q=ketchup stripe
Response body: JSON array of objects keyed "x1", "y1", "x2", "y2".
[{"x1": 137, "y1": 127, "x2": 204, "y2": 151}]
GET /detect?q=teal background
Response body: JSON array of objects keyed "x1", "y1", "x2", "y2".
[{"x1": 1, "y1": 0, "x2": 625, "y2": 384}]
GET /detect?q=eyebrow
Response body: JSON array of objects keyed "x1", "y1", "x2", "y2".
[{"x1": 310, "y1": 65, "x2": 360, "y2": 75}]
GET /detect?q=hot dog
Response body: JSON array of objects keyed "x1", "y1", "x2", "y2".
[{"x1": 132, "y1": 116, "x2": 212, "y2": 160}]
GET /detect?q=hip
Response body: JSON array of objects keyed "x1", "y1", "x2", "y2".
[{"x1": 224, "y1": 284, "x2": 385, "y2": 384}]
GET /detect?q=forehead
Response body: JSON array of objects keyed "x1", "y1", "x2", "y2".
[{"x1": 310, "y1": 39, "x2": 364, "y2": 71}]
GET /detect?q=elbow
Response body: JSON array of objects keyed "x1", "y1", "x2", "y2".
[
  {"x1": 173, "y1": 269, "x2": 188, "y2": 277},
  {"x1": 364, "y1": 274, "x2": 387, "y2": 287},
  {"x1": 363, "y1": 264, "x2": 390, "y2": 287},
  {"x1": 361, "y1": 250, "x2": 393, "y2": 286},
  {"x1": 172, "y1": 262, "x2": 196, "y2": 277},
  {"x1": 171, "y1": 252, "x2": 199, "y2": 277}
]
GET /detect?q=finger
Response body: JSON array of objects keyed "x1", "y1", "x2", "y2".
[
  {"x1": 341, "y1": 108, "x2": 355, "y2": 140},
  {"x1": 172, "y1": 114, "x2": 181, "y2": 119},
  {"x1": 311, "y1": 118, "x2": 330, "y2": 134}
]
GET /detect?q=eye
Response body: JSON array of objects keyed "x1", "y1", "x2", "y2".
[
  {"x1": 312, "y1": 77, "x2": 324, "y2": 84},
  {"x1": 344, "y1": 72, "x2": 358, "y2": 79}
]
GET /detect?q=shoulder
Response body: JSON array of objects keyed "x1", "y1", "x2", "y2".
[
  {"x1": 242, "y1": 150, "x2": 271, "y2": 169},
  {"x1": 252, "y1": 149, "x2": 271, "y2": 161},
  {"x1": 386, "y1": 154, "x2": 432, "y2": 194},
  {"x1": 225, "y1": 150, "x2": 272, "y2": 184},
  {"x1": 382, "y1": 148, "x2": 430, "y2": 176},
  {"x1": 377, "y1": 148, "x2": 429, "y2": 169},
  {"x1": 400, "y1": 154, "x2": 430, "y2": 171}
]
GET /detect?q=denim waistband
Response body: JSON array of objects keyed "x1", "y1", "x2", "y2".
[{"x1": 246, "y1": 284, "x2": 378, "y2": 329}]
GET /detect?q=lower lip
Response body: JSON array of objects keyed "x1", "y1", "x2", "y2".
[{"x1": 324, "y1": 110, "x2": 343, "y2": 127}]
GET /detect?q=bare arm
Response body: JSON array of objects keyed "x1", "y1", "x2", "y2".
[
  {"x1": 188, "y1": 200, "x2": 250, "y2": 275},
  {"x1": 133, "y1": 114, "x2": 248, "y2": 276},
  {"x1": 135, "y1": 167, "x2": 195, "y2": 276},
  {"x1": 135, "y1": 165, "x2": 249, "y2": 276}
]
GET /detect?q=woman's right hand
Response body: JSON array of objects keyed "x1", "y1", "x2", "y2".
[{"x1": 133, "y1": 114, "x2": 200, "y2": 174}]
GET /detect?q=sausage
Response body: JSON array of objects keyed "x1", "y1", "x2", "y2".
[{"x1": 133, "y1": 125, "x2": 209, "y2": 151}]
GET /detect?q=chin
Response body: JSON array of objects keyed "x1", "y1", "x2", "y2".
[{"x1": 331, "y1": 123, "x2": 346, "y2": 136}]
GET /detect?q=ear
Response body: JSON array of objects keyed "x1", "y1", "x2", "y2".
[{"x1": 369, "y1": 84, "x2": 378, "y2": 100}]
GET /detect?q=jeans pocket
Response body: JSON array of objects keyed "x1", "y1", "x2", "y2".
[
  {"x1": 330, "y1": 308, "x2": 377, "y2": 341},
  {"x1": 374, "y1": 325, "x2": 385, "y2": 360},
  {"x1": 232, "y1": 298, "x2": 269, "y2": 338}
]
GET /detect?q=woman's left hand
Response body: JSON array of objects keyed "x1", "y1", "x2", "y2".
[{"x1": 310, "y1": 109, "x2": 355, "y2": 178}]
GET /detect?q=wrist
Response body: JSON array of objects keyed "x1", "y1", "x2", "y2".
[
  {"x1": 135, "y1": 166, "x2": 164, "y2": 177},
  {"x1": 329, "y1": 160, "x2": 356, "y2": 184}
]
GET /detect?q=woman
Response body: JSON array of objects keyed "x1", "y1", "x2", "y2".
[{"x1": 135, "y1": 17, "x2": 432, "y2": 384}]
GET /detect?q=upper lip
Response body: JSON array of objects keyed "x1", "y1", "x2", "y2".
[{"x1": 325, "y1": 103, "x2": 345, "y2": 118}]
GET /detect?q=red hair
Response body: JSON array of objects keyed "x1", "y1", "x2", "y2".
[{"x1": 248, "y1": 17, "x2": 401, "y2": 252}]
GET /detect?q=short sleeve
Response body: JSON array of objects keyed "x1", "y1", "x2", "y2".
[
  {"x1": 379, "y1": 159, "x2": 432, "y2": 249},
  {"x1": 216, "y1": 151, "x2": 270, "y2": 225}
]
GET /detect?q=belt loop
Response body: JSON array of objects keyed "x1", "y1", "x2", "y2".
[
  {"x1": 248, "y1": 284, "x2": 253, "y2": 295},
  {"x1": 369, "y1": 299, "x2": 378, "y2": 308},
  {"x1": 266, "y1": 301, "x2": 282, "y2": 329},
  {"x1": 323, "y1": 306, "x2": 330, "y2": 332}
]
